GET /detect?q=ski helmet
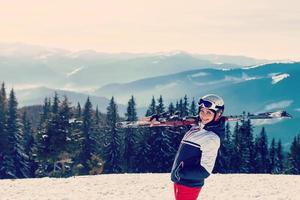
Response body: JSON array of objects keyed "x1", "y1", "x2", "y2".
[{"x1": 198, "y1": 94, "x2": 224, "y2": 114}]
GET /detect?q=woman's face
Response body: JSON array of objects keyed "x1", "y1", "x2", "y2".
[{"x1": 199, "y1": 107, "x2": 215, "y2": 125}]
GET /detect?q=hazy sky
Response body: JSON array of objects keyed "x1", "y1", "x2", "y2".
[{"x1": 1, "y1": 0, "x2": 300, "y2": 60}]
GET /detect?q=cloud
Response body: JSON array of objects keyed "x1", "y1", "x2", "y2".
[
  {"x1": 252, "y1": 118, "x2": 284, "y2": 126},
  {"x1": 265, "y1": 100, "x2": 293, "y2": 111}
]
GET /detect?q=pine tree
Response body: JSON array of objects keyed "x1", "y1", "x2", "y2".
[
  {"x1": 254, "y1": 127, "x2": 269, "y2": 173},
  {"x1": 22, "y1": 111, "x2": 36, "y2": 177},
  {"x1": 40, "y1": 97, "x2": 51, "y2": 125},
  {"x1": 103, "y1": 97, "x2": 122, "y2": 173},
  {"x1": 156, "y1": 95, "x2": 165, "y2": 115},
  {"x1": 35, "y1": 97, "x2": 53, "y2": 177},
  {"x1": 76, "y1": 102, "x2": 82, "y2": 119},
  {"x1": 79, "y1": 97, "x2": 94, "y2": 174},
  {"x1": 189, "y1": 98, "x2": 197, "y2": 116},
  {"x1": 147, "y1": 127, "x2": 175, "y2": 172},
  {"x1": 168, "y1": 102, "x2": 175, "y2": 115},
  {"x1": 239, "y1": 117, "x2": 255, "y2": 173},
  {"x1": 182, "y1": 95, "x2": 189, "y2": 117},
  {"x1": 146, "y1": 96, "x2": 156, "y2": 116},
  {"x1": 52, "y1": 92, "x2": 59, "y2": 114},
  {"x1": 95, "y1": 105, "x2": 100, "y2": 125},
  {"x1": 178, "y1": 98, "x2": 183, "y2": 117},
  {"x1": 231, "y1": 121, "x2": 241, "y2": 173},
  {"x1": 214, "y1": 122, "x2": 233, "y2": 173},
  {"x1": 135, "y1": 128, "x2": 152, "y2": 172},
  {"x1": 124, "y1": 96, "x2": 139, "y2": 172},
  {"x1": 7, "y1": 89, "x2": 30, "y2": 178},
  {"x1": 175, "y1": 101, "x2": 179, "y2": 112},
  {"x1": 269, "y1": 138, "x2": 276, "y2": 173},
  {"x1": 0, "y1": 82, "x2": 8, "y2": 178},
  {"x1": 288, "y1": 134, "x2": 300, "y2": 174},
  {"x1": 35, "y1": 94, "x2": 71, "y2": 177},
  {"x1": 275, "y1": 140, "x2": 284, "y2": 174}
]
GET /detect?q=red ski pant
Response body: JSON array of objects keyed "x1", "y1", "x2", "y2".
[{"x1": 174, "y1": 183, "x2": 202, "y2": 200}]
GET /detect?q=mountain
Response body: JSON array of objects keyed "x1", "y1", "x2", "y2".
[
  {"x1": 15, "y1": 86, "x2": 127, "y2": 115},
  {"x1": 95, "y1": 62, "x2": 300, "y2": 146},
  {"x1": 0, "y1": 43, "x2": 273, "y2": 91}
]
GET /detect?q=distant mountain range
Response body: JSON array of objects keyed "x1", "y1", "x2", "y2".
[
  {"x1": 95, "y1": 62, "x2": 300, "y2": 147},
  {"x1": 15, "y1": 86, "x2": 127, "y2": 115},
  {"x1": 1, "y1": 43, "x2": 298, "y2": 147},
  {"x1": 0, "y1": 43, "x2": 275, "y2": 92}
]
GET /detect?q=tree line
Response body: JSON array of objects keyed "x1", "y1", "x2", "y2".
[{"x1": 0, "y1": 82, "x2": 299, "y2": 179}]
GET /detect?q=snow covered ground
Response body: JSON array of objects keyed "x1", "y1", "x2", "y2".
[{"x1": 0, "y1": 173, "x2": 299, "y2": 200}]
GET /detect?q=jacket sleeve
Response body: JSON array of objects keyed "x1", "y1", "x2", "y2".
[{"x1": 200, "y1": 136, "x2": 220, "y2": 173}]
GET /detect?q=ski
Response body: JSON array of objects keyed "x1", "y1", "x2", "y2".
[{"x1": 116, "y1": 110, "x2": 292, "y2": 128}]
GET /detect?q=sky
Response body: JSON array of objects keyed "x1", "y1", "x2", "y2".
[{"x1": 1, "y1": 0, "x2": 300, "y2": 60}]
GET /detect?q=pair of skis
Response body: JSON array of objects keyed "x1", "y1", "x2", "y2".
[{"x1": 116, "y1": 110, "x2": 292, "y2": 128}]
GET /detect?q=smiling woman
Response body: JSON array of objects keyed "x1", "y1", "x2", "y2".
[{"x1": 171, "y1": 94, "x2": 225, "y2": 200}]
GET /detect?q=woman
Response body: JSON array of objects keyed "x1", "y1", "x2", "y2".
[{"x1": 171, "y1": 94, "x2": 225, "y2": 200}]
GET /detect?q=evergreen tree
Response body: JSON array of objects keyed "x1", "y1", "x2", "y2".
[
  {"x1": 135, "y1": 128, "x2": 152, "y2": 172},
  {"x1": 79, "y1": 97, "x2": 94, "y2": 174},
  {"x1": 254, "y1": 127, "x2": 269, "y2": 173},
  {"x1": 146, "y1": 96, "x2": 156, "y2": 116},
  {"x1": 178, "y1": 99, "x2": 183, "y2": 117},
  {"x1": 35, "y1": 94, "x2": 71, "y2": 177},
  {"x1": 103, "y1": 97, "x2": 122, "y2": 173},
  {"x1": 95, "y1": 105, "x2": 100, "y2": 125},
  {"x1": 239, "y1": 117, "x2": 255, "y2": 173},
  {"x1": 40, "y1": 97, "x2": 51, "y2": 125},
  {"x1": 275, "y1": 140, "x2": 284, "y2": 174},
  {"x1": 189, "y1": 98, "x2": 197, "y2": 116},
  {"x1": 0, "y1": 82, "x2": 8, "y2": 178},
  {"x1": 156, "y1": 95, "x2": 165, "y2": 115},
  {"x1": 168, "y1": 102, "x2": 175, "y2": 115},
  {"x1": 269, "y1": 138, "x2": 276, "y2": 173},
  {"x1": 288, "y1": 134, "x2": 300, "y2": 174},
  {"x1": 7, "y1": 89, "x2": 30, "y2": 178},
  {"x1": 182, "y1": 95, "x2": 189, "y2": 117},
  {"x1": 147, "y1": 127, "x2": 175, "y2": 172},
  {"x1": 52, "y1": 92, "x2": 59, "y2": 114},
  {"x1": 35, "y1": 97, "x2": 53, "y2": 177},
  {"x1": 22, "y1": 111, "x2": 36, "y2": 177},
  {"x1": 214, "y1": 122, "x2": 233, "y2": 173},
  {"x1": 231, "y1": 121, "x2": 241, "y2": 173},
  {"x1": 175, "y1": 101, "x2": 179, "y2": 112},
  {"x1": 76, "y1": 102, "x2": 82, "y2": 119},
  {"x1": 124, "y1": 96, "x2": 139, "y2": 172}
]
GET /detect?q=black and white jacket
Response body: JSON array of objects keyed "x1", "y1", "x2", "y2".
[{"x1": 171, "y1": 117, "x2": 225, "y2": 188}]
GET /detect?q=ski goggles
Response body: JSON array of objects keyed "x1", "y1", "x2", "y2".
[{"x1": 198, "y1": 99, "x2": 224, "y2": 111}]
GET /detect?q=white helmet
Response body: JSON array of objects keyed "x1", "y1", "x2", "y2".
[{"x1": 198, "y1": 94, "x2": 224, "y2": 113}]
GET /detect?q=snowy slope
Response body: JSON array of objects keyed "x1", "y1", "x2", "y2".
[{"x1": 0, "y1": 173, "x2": 299, "y2": 200}]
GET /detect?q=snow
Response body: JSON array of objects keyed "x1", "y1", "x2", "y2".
[
  {"x1": 66, "y1": 66, "x2": 85, "y2": 78},
  {"x1": 243, "y1": 61, "x2": 296, "y2": 70},
  {"x1": 0, "y1": 173, "x2": 300, "y2": 200},
  {"x1": 243, "y1": 63, "x2": 271, "y2": 70},
  {"x1": 154, "y1": 82, "x2": 178, "y2": 91},
  {"x1": 190, "y1": 72, "x2": 208, "y2": 77},
  {"x1": 271, "y1": 73, "x2": 290, "y2": 84}
]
